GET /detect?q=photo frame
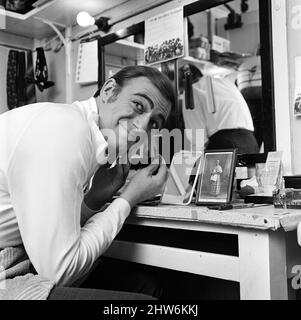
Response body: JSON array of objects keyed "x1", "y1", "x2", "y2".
[{"x1": 196, "y1": 149, "x2": 237, "y2": 206}]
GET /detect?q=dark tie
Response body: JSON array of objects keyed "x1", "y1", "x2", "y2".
[
  {"x1": 183, "y1": 64, "x2": 195, "y2": 110},
  {"x1": 35, "y1": 47, "x2": 54, "y2": 92},
  {"x1": 17, "y1": 51, "x2": 26, "y2": 108},
  {"x1": 6, "y1": 50, "x2": 18, "y2": 110},
  {"x1": 25, "y1": 51, "x2": 36, "y2": 105}
]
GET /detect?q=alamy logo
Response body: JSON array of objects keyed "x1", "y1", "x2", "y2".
[
  {"x1": 102, "y1": 127, "x2": 205, "y2": 166},
  {"x1": 0, "y1": 5, "x2": 6, "y2": 30},
  {"x1": 291, "y1": 265, "x2": 301, "y2": 290},
  {"x1": 0, "y1": 265, "x2": 6, "y2": 290}
]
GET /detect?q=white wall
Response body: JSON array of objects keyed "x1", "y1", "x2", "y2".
[
  {"x1": 217, "y1": 9, "x2": 260, "y2": 55},
  {"x1": 33, "y1": 37, "x2": 66, "y2": 104},
  {"x1": 268, "y1": 0, "x2": 301, "y2": 175},
  {"x1": 271, "y1": 0, "x2": 292, "y2": 174},
  {"x1": 71, "y1": 40, "x2": 98, "y2": 102},
  {"x1": 285, "y1": 0, "x2": 301, "y2": 174}
]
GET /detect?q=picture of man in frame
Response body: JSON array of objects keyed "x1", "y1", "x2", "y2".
[{"x1": 197, "y1": 150, "x2": 237, "y2": 205}]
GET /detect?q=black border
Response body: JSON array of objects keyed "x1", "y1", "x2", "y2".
[
  {"x1": 259, "y1": 0, "x2": 276, "y2": 152},
  {"x1": 98, "y1": 0, "x2": 276, "y2": 153},
  {"x1": 195, "y1": 149, "x2": 237, "y2": 206}
]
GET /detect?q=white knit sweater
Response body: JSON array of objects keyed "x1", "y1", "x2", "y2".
[
  {"x1": 0, "y1": 98, "x2": 131, "y2": 299},
  {"x1": 0, "y1": 246, "x2": 55, "y2": 300}
]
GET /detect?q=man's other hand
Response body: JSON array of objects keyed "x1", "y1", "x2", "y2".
[{"x1": 120, "y1": 157, "x2": 168, "y2": 208}]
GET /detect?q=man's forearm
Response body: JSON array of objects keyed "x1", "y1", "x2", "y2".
[{"x1": 81, "y1": 190, "x2": 130, "y2": 226}]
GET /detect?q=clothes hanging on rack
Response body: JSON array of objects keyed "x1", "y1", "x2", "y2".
[
  {"x1": 6, "y1": 50, "x2": 19, "y2": 110},
  {"x1": 6, "y1": 49, "x2": 37, "y2": 110},
  {"x1": 17, "y1": 51, "x2": 26, "y2": 107},
  {"x1": 183, "y1": 64, "x2": 195, "y2": 110},
  {"x1": 34, "y1": 47, "x2": 55, "y2": 92},
  {"x1": 25, "y1": 51, "x2": 36, "y2": 105}
]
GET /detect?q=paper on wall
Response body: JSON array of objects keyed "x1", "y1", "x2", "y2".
[
  {"x1": 144, "y1": 7, "x2": 184, "y2": 65},
  {"x1": 75, "y1": 40, "x2": 98, "y2": 84}
]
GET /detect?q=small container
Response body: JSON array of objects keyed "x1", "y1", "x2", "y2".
[{"x1": 273, "y1": 188, "x2": 301, "y2": 209}]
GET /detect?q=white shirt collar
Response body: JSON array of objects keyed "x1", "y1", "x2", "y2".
[{"x1": 72, "y1": 97, "x2": 109, "y2": 165}]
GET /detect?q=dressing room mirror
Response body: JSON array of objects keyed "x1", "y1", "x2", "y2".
[
  {"x1": 179, "y1": 0, "x2": 269, "y2": 154},
  {"x1": 99, "y1": 0, "x2": 275, "y2": 156}
]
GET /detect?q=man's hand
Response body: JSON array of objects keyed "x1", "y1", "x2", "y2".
[
  {"x1": 85, "y1": 161, "x2": 130, "y2": 211},
  {"x1": 120, "y1": 158, "x2": 168, "y2": 208}
]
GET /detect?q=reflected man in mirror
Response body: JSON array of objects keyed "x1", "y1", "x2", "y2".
[{"x1": 179, "y1": 63, "x2": 259, "y2": 154}]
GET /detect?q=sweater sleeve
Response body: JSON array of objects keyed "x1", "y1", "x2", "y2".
[{"x1": 7, "y1": 107, "x2": 130, "y2": 286}]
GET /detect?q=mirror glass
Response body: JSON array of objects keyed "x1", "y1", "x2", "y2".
[
  {"x1": 179, "y1": 0, "x2": 263, "y2": 154},
  {"x1": 104, "y1": 35, "x2": 145, "y2": 79},
  {"x1": 103, "y1": 0, "x2": 269, "y2": 155}
]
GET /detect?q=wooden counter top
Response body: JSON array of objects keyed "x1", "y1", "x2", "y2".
[{"x1": 130, "y1": 204, "x2": 301, "y2": 232}]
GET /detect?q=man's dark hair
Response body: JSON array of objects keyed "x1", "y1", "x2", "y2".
[{"x1": 94, "y1": 65, "x2": 175, "y2": 112}]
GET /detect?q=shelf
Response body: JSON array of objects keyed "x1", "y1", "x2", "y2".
[
  {"x1": 116, "y1": 39, "x2": 145, "y2": 51},
  {"x1": 105, "y1": 39, "x2": 145, "y2": 62},
  {"x1": 1, "y1": 0, "x2": 55, "y2": 21}
]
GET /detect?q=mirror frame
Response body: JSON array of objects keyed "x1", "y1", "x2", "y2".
[{"x1": 97, "y1": 0, "x2": 276, "y2": 153}]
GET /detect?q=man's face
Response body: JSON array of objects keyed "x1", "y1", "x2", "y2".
[{"x1": 98, "y1": 76, "x2": 171, "y2": 157}]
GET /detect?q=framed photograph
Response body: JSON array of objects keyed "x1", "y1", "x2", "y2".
[{"x1": 196, "y1": 149, "x2": 237, "y2": 206}]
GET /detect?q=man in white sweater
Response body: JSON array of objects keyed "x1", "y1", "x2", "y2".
[{"x1": 0, "y1": 66, "x2": 174, "y2": 300}]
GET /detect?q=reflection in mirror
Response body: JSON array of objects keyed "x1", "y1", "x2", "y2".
[
  {"x1": 179, "y1": 0, "x2": 265, "y2": 155},
  {"x1": 161, "y1": 151, "x2": 203, "y2": 205}
]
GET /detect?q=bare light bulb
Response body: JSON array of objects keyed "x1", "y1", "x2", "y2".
[{"x1": 76, "y1": 11, "x2": 95, "y2": 27}]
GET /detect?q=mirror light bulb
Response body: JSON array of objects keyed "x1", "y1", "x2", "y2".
[{"x1": 77, "y1": 11, "x2": 95, "y2": 27}]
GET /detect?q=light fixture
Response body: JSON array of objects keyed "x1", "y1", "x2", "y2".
[
  {"x1": 76, "y1": 11, "x2": 111, "y2": 32},
  {"x1": 76, "y1": 11, "x2": 95, "y2": 27}
]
